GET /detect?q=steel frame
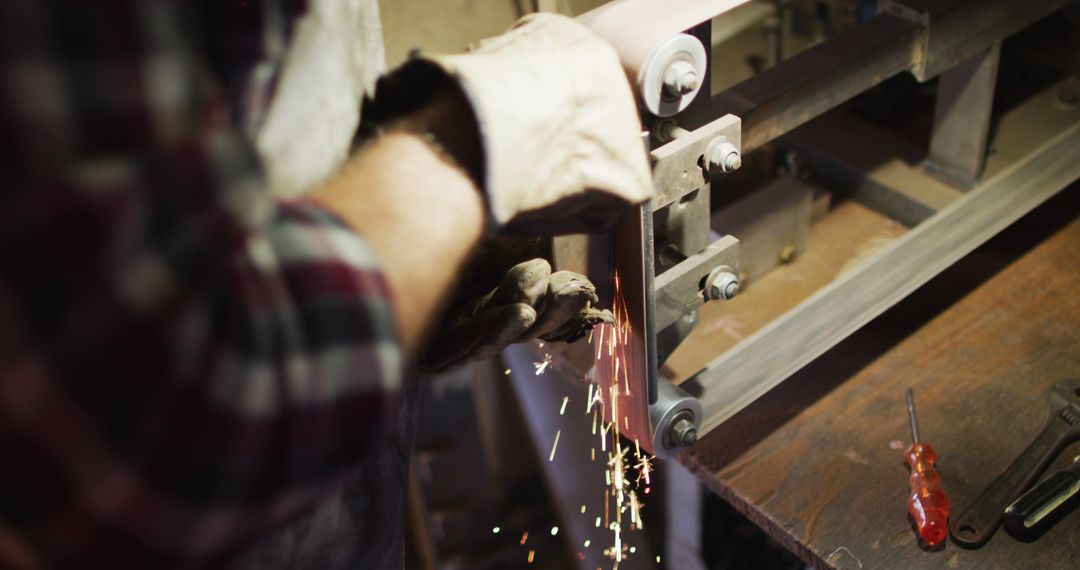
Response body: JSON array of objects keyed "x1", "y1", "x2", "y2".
[{"x1": 556, "y1": 0, "x2": 1075, "y2": 451}]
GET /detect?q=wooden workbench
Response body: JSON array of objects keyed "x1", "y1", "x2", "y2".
[{"x1": 681, "y1": 186, "x2": 1080, "y2": 569}]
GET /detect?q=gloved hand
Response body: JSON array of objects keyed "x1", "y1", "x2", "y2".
[
  {"x1": 363, "y1": 13, "x2": 653, "y2": 235},
  {"x1": 420, "y1": 258, "x2": 613, "y2": 372}
]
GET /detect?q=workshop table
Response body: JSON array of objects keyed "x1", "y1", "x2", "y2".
[{"x1": 682, "y1": 187, "x2": 1080, "y2": 569}]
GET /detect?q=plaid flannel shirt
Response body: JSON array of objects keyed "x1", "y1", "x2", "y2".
[{"x1": 0, "y1": 1, "x2": 403, "y2": 567}]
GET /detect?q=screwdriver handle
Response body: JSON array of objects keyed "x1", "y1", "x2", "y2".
[{"x1": 905, "y1": 442, "x2": 950, "y2": 546}]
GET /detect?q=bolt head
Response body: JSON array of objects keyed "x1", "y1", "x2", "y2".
[
  {"x1": 663, "y1": 60, "x2": 699, "y2": 97},
  {"x1": 705, "y1": 269, "x2": 740, "y2": 301},
  {"x1": 677, "y1": 71, "x2": 700, "y2": 93},
  {"x1": 705, "y1": 139, "x2": 742, "y2": 174},
  {"x1": 668, "y1": 417, "x2": 698, "y2": 448},
  {"x1": 724, "y1": 152, "x2": 742, "y2": 171}
]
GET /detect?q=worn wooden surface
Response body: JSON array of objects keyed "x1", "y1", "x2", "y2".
[
  {"x1": 663, "y1": 200, "x2": 907, "y2": 384},
  {"x1": 682, "y1": 186, "x2": 1080, "y2": 569}
]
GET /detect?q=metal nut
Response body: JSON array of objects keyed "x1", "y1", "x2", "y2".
[
  {"x1": 668, "y1": 415, "x2": 698, "y2": 448},
  {"x1": 663, "y1": 60, "x2": 700, "y2": 96},
  {"x1": 705, "y1": 138, "x2": 742, "y2": 174},
  {"x1": 704, "y1": 268, "x2": 740, "y2": 301}
]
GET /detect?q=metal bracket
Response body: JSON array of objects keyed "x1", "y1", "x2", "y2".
[
  {"x1": 653, "y1": 235, "x2": 740, "y2": 333},
  {"x1": 651, "y1": 114, "x2": 741, "y2": 210}
]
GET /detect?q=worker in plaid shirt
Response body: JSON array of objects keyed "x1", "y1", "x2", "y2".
[{"x1": 0, "y1": 0, "x2": 651, "y2": 567}]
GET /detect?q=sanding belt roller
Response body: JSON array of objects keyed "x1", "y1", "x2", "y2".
[
  {"x1": 575, "y1": 0, "x2": 751, "y2": 456},
  {"x1": 577, "y1": 0, "x2": 750, "y2": 116}
]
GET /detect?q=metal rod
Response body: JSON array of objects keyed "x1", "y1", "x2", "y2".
[{"x1": 906, "y1": 388, "x2": 921, "y2": 443}]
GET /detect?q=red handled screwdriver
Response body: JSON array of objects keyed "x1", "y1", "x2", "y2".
[{"x1": 905, "y1": 388, "x2": 950, "y2": 547}]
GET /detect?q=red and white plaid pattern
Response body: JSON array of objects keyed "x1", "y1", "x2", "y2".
[{"x1": 0, "y1": 1, "x2": 402, "y2": 567}]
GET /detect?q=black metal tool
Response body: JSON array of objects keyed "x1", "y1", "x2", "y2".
[
  {"x1": 950, "y1": 380, "x2": 1080, "y2": 549},
  {"x1": 1004, "y1": 454, "x2": 1080, "y2": 541}
]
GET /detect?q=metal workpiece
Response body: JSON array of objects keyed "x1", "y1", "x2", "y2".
[
  {"x1": 650, "y1": 378, "x2": 703, "y2": 458},
  {"x1": 704, "y1": 137, "x2": 742, "y2": 174},
  {"x1": 551, "y1": 233, "x2": 614, "y2": 308},
  {"x1": 652, "y1": 235, "x2": 740, "y2": 332},
  {"x1": 650, "y1": 114, "x2": 741, "y2": 209},
  {"x1": 703, "y1": 267, "x2": 740, "y2": 301}
]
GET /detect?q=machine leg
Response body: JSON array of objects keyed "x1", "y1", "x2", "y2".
[{"x1": 925, "y1": 42, "x2": 1002, "y2": 189}]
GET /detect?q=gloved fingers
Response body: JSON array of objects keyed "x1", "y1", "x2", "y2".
[
  {"x1": 550, "y1": 270, "x2": 599, "y2": 305},
  {"x1": 523, "y1": 270, "x2": 599, "y2": 340},
  {"x1": 461, "y1": 258, "x2": 548, "y2": 322},
  {"x1": 540, "y1": 307, "x2": 615, "y2": 343},
  {"x1": 485, "y1": 259, "x2": 551, "y2": 309},
  {"x1": 421, "y1": 261, "x2": 614, "y2": 371},
  {"x1": 467, "y1": 302, "x2": 539, "y2": 363},
  {"x1": 422, "y1": 303, "x2": 537, "y2": 372}
]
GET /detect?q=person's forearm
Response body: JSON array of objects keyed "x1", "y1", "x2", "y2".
[{"x1": 312, "y1": 132, "x2": 485, "y2": 356}]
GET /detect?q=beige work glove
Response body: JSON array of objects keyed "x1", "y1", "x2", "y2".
[
  {"x1": 363, "y1": 13, "x2": 653, "y2": 234},
  {"x1": 421, "y1": 258, "x2": 613, "y2": 372}
]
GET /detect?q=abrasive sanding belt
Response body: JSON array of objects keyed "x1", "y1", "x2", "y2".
[{"x1": 577, "y1": 0, "x2": 751, "y2": 99}]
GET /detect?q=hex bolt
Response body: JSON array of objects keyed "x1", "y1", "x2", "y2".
[
  {"x1": 704, "y1": 267, "x2": 740, "y2": 301},
  {"x1": 663, "y1": 60, "x2": 699, "y2": 97},
  {"x1": 778, "y1": 244, "x2": 797, "y2": 264},
  {"x1": 668, "y1": 416, "x2": 698, "y2": 448},
  {"x1": 705, "y1": 138, "x2": 742, "y2": 174}
]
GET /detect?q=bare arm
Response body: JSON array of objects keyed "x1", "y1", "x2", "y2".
[{"x1": 311, "y1": 93, "x2": 486, "y2": 357}]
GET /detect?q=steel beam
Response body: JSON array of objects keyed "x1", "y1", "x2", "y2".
[
  {"x1": 710, "y1": 14, "x2": 921, "y2": 153},
  {"x1": 884, "y1": 0, "x2": 1073, "y2": 81}
]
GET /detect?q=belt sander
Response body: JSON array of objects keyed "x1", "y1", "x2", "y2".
[
  {"x1": 551, "y1": 0, "x2": 752, "y2": 457},
  {"x1": 553, "y1": 0, "x2": 1079, "y2": 458}
]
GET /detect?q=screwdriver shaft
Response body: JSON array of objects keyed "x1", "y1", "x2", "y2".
[{"x1": 906, "y1": 387, "x2": 921, "y2": 443}]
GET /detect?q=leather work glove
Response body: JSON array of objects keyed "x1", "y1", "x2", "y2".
[
  {"x1": 362, "y1": 13, "x2": 653, "y2": 235},
  {"x1": 420, "y1": 257, "x2": 614, "y2": 372}
]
